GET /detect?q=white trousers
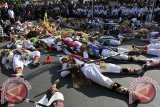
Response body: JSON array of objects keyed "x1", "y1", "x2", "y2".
[
  {"x1": 147, "y1": 57, "x2": 160, "y2": 62},
  {"x1": 13, "y1": 51, "x2": 40, "y2": 71},
  {"x1": 59, "y1": 57, "x2": 86, "y2": 77},
  {"x1": 147, "y1": 49, "x2": 160, "y2": 56},
  {"x1": 101, "y1": 48, "x2": 129, "y2": 60},
  {"x1": 145, "y1": 44, "x2": 160, "y2": 56},
  {"x1": 60, "y1": 63, "x2": 121, "y2": 88},
  {"x1": 41, "y1": 37, "x2": 55, "y2": 47},
  {"x1": 108, "y1": 39, "x2": 121, "y2": 46},
  {"x1": 60, "y1": 57, "x2": 121, "y2": 88},
  {"x1": 147, "y1": 44, "x2": 160, "y2": 49},
  {"x1": 81, "y1": 63, "x2": 121, "y2": 88}
]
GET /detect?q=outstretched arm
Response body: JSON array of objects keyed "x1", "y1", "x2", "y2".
[{"x1": 60, "y1": 63, "x2": 70, "y2": 77}]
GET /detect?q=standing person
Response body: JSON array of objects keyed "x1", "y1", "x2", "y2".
[{"x1": 8, "y1": 7, "x2": 15, "y2": 25}]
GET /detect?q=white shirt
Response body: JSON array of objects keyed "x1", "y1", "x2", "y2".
[{"x1": 8, "y1": 9, "x2": 14, "y2": 18}]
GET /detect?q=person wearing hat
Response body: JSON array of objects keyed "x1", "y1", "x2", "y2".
[
  {"x1": 47, "y1": 79, "x2": 64, "y2": 107},
  {"x1": 36, "y1": 79, "x2": 64, "y2": 107}
]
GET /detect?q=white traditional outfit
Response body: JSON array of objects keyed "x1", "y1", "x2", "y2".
[
  {"x1": 59, "y1": 55, "x2": 141, "y2": 94},
  {"x1": 36, "y1": 91, "x2": 64, "y2": 107},
  {"x1": 144, "y1": 44, "x2": 160, "y2": 56},
  {"x1": 12, "y1": 50, "x2": 40, "y2": 71},
  {"x1": 1, "y1": 49, "x2": 40, "y2": 71}
]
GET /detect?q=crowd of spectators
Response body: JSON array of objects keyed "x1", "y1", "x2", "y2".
[{"x1": 0, "y1": 1, "x2": 160, "y2": 22}]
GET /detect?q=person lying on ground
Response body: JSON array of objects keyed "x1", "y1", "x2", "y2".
[{"x1": 0, "y1": 48, "x2": 40, "y2": 77}]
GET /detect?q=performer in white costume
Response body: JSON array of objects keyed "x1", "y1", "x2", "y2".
[
  {"x1": 54, "y1": 37, "x2": 88, "y2": 58},
  {"x1": 58, "y1": 55, "x2": 143, "y2": 96},
  {"x1": 142, "y1": 57, "x2": 160, "y2": 71},
  {"x1": 7, "y1": 37, "x2": 36, "y2": 50},
  {"x1": 0, "y1": 48, "x2": 40, "y2": 77},
  {"x1": 132, "y1": 44, "x2": 160, "y2": 56},
  {"x1": 36, "y1": 79, "x2": 64, "y2": 107},
  {"x1": 83, "y1": 44, "x2": 146, "y2": 64}
]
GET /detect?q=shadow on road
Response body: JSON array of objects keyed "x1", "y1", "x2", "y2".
[{"x1": 0, "y1": 66, "x2": 13, "y2": 77}]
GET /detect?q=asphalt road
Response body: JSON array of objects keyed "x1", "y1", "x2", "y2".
[{"x1": 0, "y1": 39, "x2": 160, "y2": 107}]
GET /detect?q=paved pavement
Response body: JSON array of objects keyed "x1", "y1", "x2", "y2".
[{"x1": 0, "y1": 39, "x2": 160, "y2": 107}]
